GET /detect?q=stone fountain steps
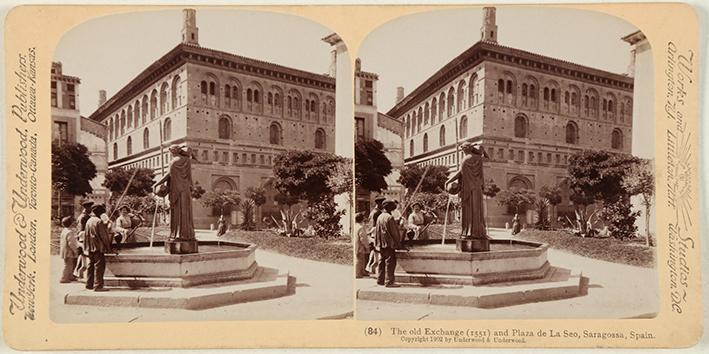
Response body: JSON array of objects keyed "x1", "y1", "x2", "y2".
[
  {"x1": 395, "y1": 261, "x2": 552, "y2": 286},
  {"x1": 357, "y1": 268, "x2": 589, "y2": 309},
  {"x1": 65, "y1": 268, "x2": 295, "y2": 310},
  {"x1": 100, "y1": 262, "x2": 260, "y2": 288}
]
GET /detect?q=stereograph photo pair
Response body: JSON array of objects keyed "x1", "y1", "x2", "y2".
[{"x1": 1, "y1": 2, "x2": 704, "y2": 351}]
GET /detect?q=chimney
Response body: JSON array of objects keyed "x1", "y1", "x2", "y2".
[
  {"x1": 98, "y1": 90, "x2": 107, "y2": 106},
  {"x1": 480, "y1": 7, "x2": 498, "y2": 43},
  {"x1": 396, "y1": 87, "x2": 405, "y2": 103},
  {"x1": 181, "y1": 9, "x2": 199, "y2": 45}
]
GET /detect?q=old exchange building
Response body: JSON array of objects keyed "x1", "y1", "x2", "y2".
[
  {"x1": 389, "y1": 8, "x2": 635, "y2": 227},
  {"x1": 89, "y1": 10, "x2": 336, "y2": 228}
]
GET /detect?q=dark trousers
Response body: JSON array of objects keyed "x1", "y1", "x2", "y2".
[
  {"x1": 60, "y1": 257, "x2": 77, "y2": 282},
  {"x1": 86, "y1": 252, "x2": 106, "y2": 289},
  {"x1": 377, "y1": 247, "x2": 397, "y2": 286}
]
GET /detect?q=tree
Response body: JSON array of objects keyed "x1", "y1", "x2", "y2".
[
  {"x1": 568, "y1": 150, "x2": 642, "y2": 239},
  {"x1": 355, "y1": 139, "x2": 392, "y2": 193},
  {"x1": 398, "y1": 164, "x2": 449, "y2": 194},
  {"x1": 482, "y1": 179, "x2": 500, "y2": 230},
  {"x1": 622, "y1": 159, "x2": 655, "y2": 246},
  {"x1": 120, "y1": 195, "x2": 166, "y2": 222},
  {"x1": 240, "y1": 199, "x2": 256, "y2": 231},
  {"x1": 303, "y1": 196, "x2": 345, "y2": 239},
  {"x1": 200, "y1": 190, "x2": 241, "y2": 217},
  {"x1": 245, "y1": 186, "x2": 267, "y2": 207},
  {"x1": 273, "y1": 192, "x2": 303, "y2": 236},
  {"x1": 497, "y1": 188, "x2": 536, "y2": 215},
  {"x1": 272, "y1": 150, "x2": 346, "y2": 238},
  {"x1": 103, "y1": 167, "x2": 156, "y2": 207},
  {"x1": 52, "y1": 141, "x2": 97, "y2": 217},
  {"x1": 537, "y1": 185, "x2": 562, "y2": 229},
  {"x1": 328, "y1": 157, "x2": 354, "y2": 235}
]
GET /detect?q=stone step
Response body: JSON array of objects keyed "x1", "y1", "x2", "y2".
[{"x1": 65, "y1": 270, "x2": 294, "y2": 310}]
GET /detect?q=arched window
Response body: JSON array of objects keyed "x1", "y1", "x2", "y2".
[
  {"x1": 514, "y1": 115, "x2": 528, "y2": 138},
  {"x1": 424, "y1": 103, "x2": 430, "y2": 125},
  {"x1": 232, "y1": 84, "x2": 242, "y2": 110},
  {"x1": 439, "y1": 125, "x2": 446, "y2": 147},
  {"x1": 113, "y1": 143, "x2": 118, "y2": 159},
  {"x1": 468, "y1": 75, "x2": 477, "y2": 108},
  {"x1": 409, "y1": 140, "x2": 414, "y2": 157},
  {"x1": 611, "y1": 129, "x2": 623, "y2": 149},
  {"x1": 225, "y1": 84, "x2": 232, "y2": 107},
  {"x1": 459, "y1": 115, "x2": 468, "y2": 139},
  {"x1": 418, "y1": 107, "x2": 424, "y2": 126},
  {"x1": 209, "y1": 82, "x2": 217, "y2": 106},
  {"x1": 143, "y1": 128, "x2": 149, "y2": 149},
  {"x1": 431, "y1": 97, "x2": 438, "y2": 121},
  {"x1": 457, "y1": 80, "x2": 465, "y2": 112},
  {"x1": 127, "y1": 106, "x2": 133, "y2": 129},
  {"x1": 134, "y1": 100, "x2": 141, "y2": 127},
  {"x1": 171, "y1": 75, "x2": 180, "y2": 109},
  {"x1": 565, "y1": 121, "x2": 578, "y2": 144},
  {"x1": 439, "y1": 92, "x2": 446, "y2": 120},
  {"x1": 218, "y1": 116, "x2": 231, "y2": 139},
  {"x1": 423, "y1": 133, "x2": 429, "y2": 153},
  {"x1": 447, "y1": 87, "x2": 455, "y2": 117},
  {"x1": 163, "y1": 118, "x2": 172, "y2": 141},
  {"x1": 120, "y1": 110, "x2": 126, "y2": 133},
  {"x1": 200, "y1": 81, "x2": 208, "y2": 104},
  {"x1": 141, "y1": 95, "x2": 148, "y2": 124},
  {"x1": 126, "y1": 136, "x2": 132, "y2": 155},
  {"x1": 267, "y1": 92, "x2": 274, "y2": 113},
  {"x1": 150, "y1": 89, "x2": 158, "y2": 120},
  {"x1": 247, "y1": 88, "x2": 253, "y2": 102},
  {"x1": 160, "y1": 82, "x2": 169, "y2": 115},
  {"x1": 107, "y1": 119, "x2": 113, "y2": 141},
  {"x1": 315, "y1": 128, "x2": 326, "y2": 149},
  {"x1": 269, "y1": 123, "x2": 282, "y2": 145}
]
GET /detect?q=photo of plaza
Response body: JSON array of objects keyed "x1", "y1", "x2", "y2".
[
  {"x1": 50, "y1": 8, "x2": 353, "y2": 322},
  {"x1": 354, "y1": 6, "x2": 658, "y2": 320}
]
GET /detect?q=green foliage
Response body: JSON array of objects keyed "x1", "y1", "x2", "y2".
[
  {"x1": 497, "y1": 188, "x2": 537, "y2": 214},
  {"x1": 355, "y1": 139, "x2": 392, "y2": 193},
  {"x1": 398, "y1": 164, "x2": 449, "y2": 194},
  {"x1": 483, "y1": 179, "x2": 501, "y2": 198},
  {"x1": 120, "y1": 195, "x2": 166, "y2": 220},
  {"x1": 597, "y1": 199, "x2": 640, "y2": 240},
  {"x1": 273, "y1": 150, "x2": 346, "y2": 203},
  {"x1": 103, "y1": 167, "x2": 155, "y2": 198},
  {"x1": 274, "y1": 192, "x2": 300, "y2": 207},
  {"x1": 406, "y1": 192, "x2": 451, "y2": 214},
  {"x1": 567, "y1": 150, "x2": 641, "y2": 204},
  {"x1": 200, "y1": 190, "x2": 241, "y2": 217},
  {"x1": 622, "y1": 159, "x2": 655, "y2": 245},
  {"x1": 534, "y1": 198, "x2": 551, "y2": 230},
  {"x1": 240, "y1": 199, "x2": 256, "y2": 231},
  {"x1": 328, "y1": 157, "x2": 354, "y2": 196},
  {"x1": 245, "y1": 186, "x2": 267, "y2": 206},
  {"x1": 191, "y1": 182, "x2": 206, "y2": 200},
  {"x1": 52, "y1": 141, "x2": 97, "y2": 197},
  {"x1": 539, "y1": 185, "x2": 562, "y2": 206},
  {"x1": 303, "y1": 196, "x2": 344, "y2": 239}
]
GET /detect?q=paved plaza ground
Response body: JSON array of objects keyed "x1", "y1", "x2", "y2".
[
  {"x1": 51, "y1": 230, "x2": 354, "y2": 322},
  {"x1": 356, "y1": 228, "x2": 659, "y2": 320}
]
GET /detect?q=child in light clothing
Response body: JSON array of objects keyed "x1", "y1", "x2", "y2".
[
  {"x1": 59, "y1": 216, "x2": 79, "y2": 283},
  {"x1": 354, "y1": 213, "x2": 370, "y2": 278}
]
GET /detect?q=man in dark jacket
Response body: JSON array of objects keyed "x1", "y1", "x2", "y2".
[
  {"x1": 374, "y1": 200, "x2": 403, "y2": 287},
  {"x1": 84, "y1": 204, "x2": 112, "y2": 291}
]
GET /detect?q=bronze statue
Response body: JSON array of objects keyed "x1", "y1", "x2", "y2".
[
  {"x1": 446, "y1": 142, "x2": 489, "y2": 239},
  {"x1": 154, "y1": 145, "x2": 197, "y2": 253}
]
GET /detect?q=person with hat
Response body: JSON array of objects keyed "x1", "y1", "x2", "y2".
[
  {"x1": 73, "y1": 200, "x2": 94, "y2": 279},
  {"x1": 83, "y1": 204, "x2": 113, "y2": 291},
  {"x1": 374, "y1": 199, "x2": 403, "y2": 287},
  {"x1": 366, "y1": 196, "x2": 386, "y2": 275},
  {"x1": 407, "y1": 202, "x2": 428, "y2": 240},
  {"x1": 59, "y1": 216, "x2": 79, "y2": 283},
  {"x1": 113, "y1": 205, "x2": 134, "y2": 243},
  {"x1": 446, "y1": 142, "x2": 489, "y2": 239},
  {"x1": 78, "y1": 201, "x2": 94, "y2": 232}
]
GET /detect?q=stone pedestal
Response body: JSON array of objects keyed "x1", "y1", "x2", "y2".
[
  {"x1": 165, "y1": 239, "x2": 199, "y2": 254},
  {"x1": 456, "y1": 237, "x2": 490, "y2": 252}
]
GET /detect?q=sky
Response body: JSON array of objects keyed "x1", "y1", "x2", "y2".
[{"x1": 357, "y1": 7, "x2": 639, "y2": 113}]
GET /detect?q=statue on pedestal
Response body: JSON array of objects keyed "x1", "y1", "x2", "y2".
[
  {"x1": 446, "y1": 142, "x2": 490, "y2": 251},
  {"x1": 153, "y1": 145, "x2": 198, "y2": 254}
]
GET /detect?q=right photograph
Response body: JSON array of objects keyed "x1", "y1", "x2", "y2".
[{"x1": 354, "y1": 6, "x2": 657, "y2": 320}]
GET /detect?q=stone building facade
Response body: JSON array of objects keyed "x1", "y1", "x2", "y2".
[
  {"x1": 89, "y1": 10, "x2": 336, "y2": 228},
  {"x1": 51, "y1": 62, "x2": 108, "y2": 218},
  {"x1": 389, "y1": 8, "x2": 634, "y2": 227},
  {"x1": 353, "y1": 59, "x2": 404, "y2": 215}
]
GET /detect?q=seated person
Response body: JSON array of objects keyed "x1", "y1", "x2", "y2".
[{"x1": 114, "y1": 205, "x2": 133, "y2": 243}]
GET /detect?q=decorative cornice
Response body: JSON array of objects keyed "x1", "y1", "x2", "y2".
[
  {"x1": 91, "y1": 43, "x2": 335, "y2": 123},
  {"x1": 388, "y1": 41, "x2": 634, "y2": 118}
]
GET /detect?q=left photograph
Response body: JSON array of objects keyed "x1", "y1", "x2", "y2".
[{"x1": 50, "y1": 8, "x2": 353, "y2": 322}]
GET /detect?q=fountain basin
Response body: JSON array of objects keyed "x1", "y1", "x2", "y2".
[
  {"x1": 104, "y1": 241, "x2": 257, "y2": 287},
  {"x1": 396, "y1": 239, "x2": 550, "y2": 285}
]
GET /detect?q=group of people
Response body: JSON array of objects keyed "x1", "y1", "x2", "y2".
[
  {"x1": 354, "y1": 197, "x2": 435, "y2": 287},
  {"x1": 58, "y1": 201, "x2": 139, "y2": 292}
]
